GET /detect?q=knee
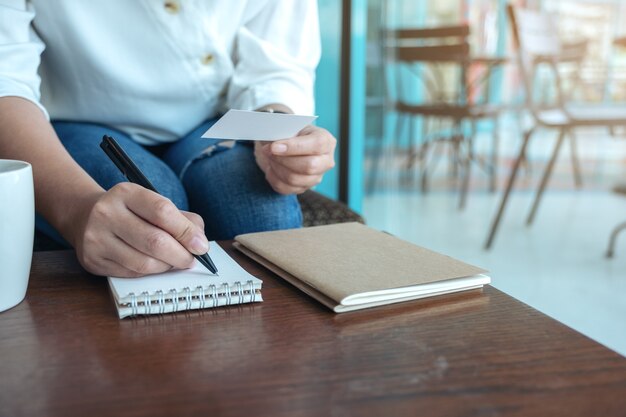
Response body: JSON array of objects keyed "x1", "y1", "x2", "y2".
[
  {"x1": 202, "y1": 192, "x2": 302, "y2": 240},
  {"x1": 254, "y1": 193, "x2": 303, "y2": 231},
  {"x1": 182, "y1": 144, "x2": 302, "y2": 239}
]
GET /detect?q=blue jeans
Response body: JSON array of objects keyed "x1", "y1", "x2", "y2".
[{"x1": 36, "y1": 119, "x2": 302, "y2": 245}]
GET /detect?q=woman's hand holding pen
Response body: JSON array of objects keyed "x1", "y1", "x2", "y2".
[
  {"x1": 254, "y1": 125, "x2": 337, "y2": 195},
  {"x1": 0, "y1": 98, "x2": 208, "y2": 279},
  {"x1": 71, "y1": 183, "x2": 209, "y2": 278}
]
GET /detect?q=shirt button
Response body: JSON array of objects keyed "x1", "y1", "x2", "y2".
[
  {"x1": 164, "y1": 1, "x2": 180, "y2": 14},
  {"x1": 201, "y1": 53, "x2": 215, "y2": 65}
]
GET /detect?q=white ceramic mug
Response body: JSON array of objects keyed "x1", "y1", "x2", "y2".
[{"x1": 0, "y1": 160, "x2": 34, "y2": 312}]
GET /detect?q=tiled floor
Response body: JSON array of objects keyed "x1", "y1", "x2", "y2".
[{"x1": 363, "y1": 127, "x2": 626, "y2": 356}]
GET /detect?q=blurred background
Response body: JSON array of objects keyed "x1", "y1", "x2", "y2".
[{"x1": 314, "y1": 0, "x2": 626, "y2": 355}]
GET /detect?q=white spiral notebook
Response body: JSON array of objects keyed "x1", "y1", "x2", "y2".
[{"x1": 107, "y1": 243, "x2": 263, "y2": 318}]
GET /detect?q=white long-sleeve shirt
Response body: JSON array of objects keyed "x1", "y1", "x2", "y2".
[{"x1": 0, "y1": 0, "x2": 320, "y2": 144}]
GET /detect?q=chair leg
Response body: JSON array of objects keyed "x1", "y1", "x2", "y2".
[
  {"x1": 419, "y1": 117, "x2": 431, "y2": 193},
  {"x1": 367, "y1": 112, "x2": 403, "y2": 193},
  {"x1": 520, "y1": 152, "x2": 530, "y2": 176},
  {"x1": 606, "y1": 221, "x2": 626, "y2": 258},
  {"x1": 365, "y1": 130, "x2": 385, "y2": 194},
  {"x1": 402, "y1": 115, "x2": 413, "y2": 187},
  {"x1": 458, "y1": 139, "x2": 471, "y2": 210},
  {"x1": 490, "y1": 117, "x2": 500, "y2": 192},
  {"x1": 420, "y1": 139, "x2": 431, "y2": 193},
  {"x1": 406, "y1": 115, "x2": 418, "y2": 170},
  {"x1": 485, "y1": 126, "x2": 536, "y2": 250},
  {"x1": 459, "y1": 120, "x2": 476, "y2": 210},
  {"x1": 568, "y1": 130, "x2": 583, "y2": 189},
  {"x1": 450, "y1": 121, "x2": 462, "y2": 179},
  {"x1": 526, "y1": 128, "x2": 567, "y2": 226},
  {"x1": 365, "y1": 145, "x2": 380, "y2": 193}
]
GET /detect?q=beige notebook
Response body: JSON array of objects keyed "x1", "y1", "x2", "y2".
[{"x1": 234, "y1": 222, "x2": 489, "y2": 313}]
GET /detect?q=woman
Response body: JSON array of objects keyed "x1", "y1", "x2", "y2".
[{"x1": 0, "y1": 0, "x2": 336, "y2": 277}]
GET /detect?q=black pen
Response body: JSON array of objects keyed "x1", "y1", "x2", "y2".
[{"x1": 100, "y1": 135, "x2": 218, "y2": 275}]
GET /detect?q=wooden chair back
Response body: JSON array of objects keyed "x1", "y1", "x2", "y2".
[
  {"x1": 507, "y1": 5, "x2": 558, "y2": 106},
  {"x1": 507, "y1": 4, "x2": 585, "y2": 112},
  {"x1": 385, "y1": 25, "x2": 471, "y2": 109},
  {"x1": 509, "y1": 6, "x2": 561, "y2": 58},
  {"x1": 393, "y1": 25, "x2": 470, "y2": 63}
]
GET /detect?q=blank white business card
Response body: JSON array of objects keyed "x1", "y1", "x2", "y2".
[{"x1": 201, "y1": 109, "x2": 318, "y2": 141}]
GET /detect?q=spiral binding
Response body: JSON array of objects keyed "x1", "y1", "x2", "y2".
[
  {"x1": 171, "y1": 288, "x2": 179, "y2": 312},
  {"x1": 211, "y1": 284, "x2": 218, "y2": 307},
  {"x1": 129, "y1": 292, "x2": 138, "y2": 316},
  {"x1": 248, "y1": 280, "x2": 256, "y2": 302},
  {"x1": 124, "y1": 280, "x2": 259, "y2": 316},
  {"x1": 143, "y1": 291, "x2": 151, "y2": 315},
  {"x1": 223, "y1": 283, "x2": 231, "y2": 305},
  {"x1": 235, "y1": 281, "x2": 243, "y2": 304},
  {"x1": 183, "y1": 287, "x2": 192, "y2": 310},
  {"x1": 197, "y1": 285, "x2": 206, "y2": 309},
  {"x1": 156, "y1": 290, "x2": 165, "y2": 314}
]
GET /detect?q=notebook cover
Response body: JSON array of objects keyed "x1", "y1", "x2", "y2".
[
  {"x1": 233, "y1": 242, "x2": 486, "y2": 313},
  {"x1": 234, "y1": 223, "x2": 487, "y2": 304}
]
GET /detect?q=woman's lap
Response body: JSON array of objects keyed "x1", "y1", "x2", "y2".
[
  {"x1": 36, "y1": 119, "x2": 301, "y2": 244},
  {"x1": 52, "y1": 122, "x2": 188, "y2": 208},
  {"x1": 163, "y1": 122, "x2": 302, "y2": 240}
]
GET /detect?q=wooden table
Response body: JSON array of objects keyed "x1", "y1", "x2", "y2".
[{"x1": 1, "y1": 243, "x2": 625, "y2": 417}]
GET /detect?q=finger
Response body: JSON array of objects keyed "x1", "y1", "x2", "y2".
[
  {"x1": 181, "y1": 211, "x2": 205, "y2": 231},
  {"x1": 268, "y1": 154, "x2": 334, "y2": 176},
  {"x1": 110, "y1": 208, "x2": 196, "y2": 270},
  {"x1": 81, "y1": 240, "x2": 167, "y2": 278},
  {"x1": 254, "y1": 142, "x2": 271, "y2": 175},
  {"x1": 119, "y1": 184, "x2": 209, "y2": 255},
  {"x1": 270, "y1": 128, "x2": 336, "y2": 156},
  {"x1": 270, "y1": 161, "x2": 322, "y2": 189},
  {"x1": 105, "y1": 234, "x2": 176, "y2": 275},
  {"x1": 78, "y1": 245, "x2": 144, "y2": 278},
  {"x1": 265, "y1": 167, "x2": 308, "y2": 195},
  {"x1": 97, "y1": 258, "x2": 144, "y2": 278}
]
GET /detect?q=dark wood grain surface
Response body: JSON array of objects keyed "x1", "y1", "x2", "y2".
[{"x1": 1, "y1": 244, "x2": 625, "y2": 417}]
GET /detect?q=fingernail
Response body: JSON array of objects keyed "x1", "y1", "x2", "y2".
[
  {"x1": 272, "y1": 143, "x2": 288, "y2": 154},
  {"x1": 191, "y1": 236, "x2": 209, "y2": 254}
]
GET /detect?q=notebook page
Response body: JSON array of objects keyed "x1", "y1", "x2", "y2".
[{"x1": 108, "y1": 243, "x2": 261, "y2": 303}]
